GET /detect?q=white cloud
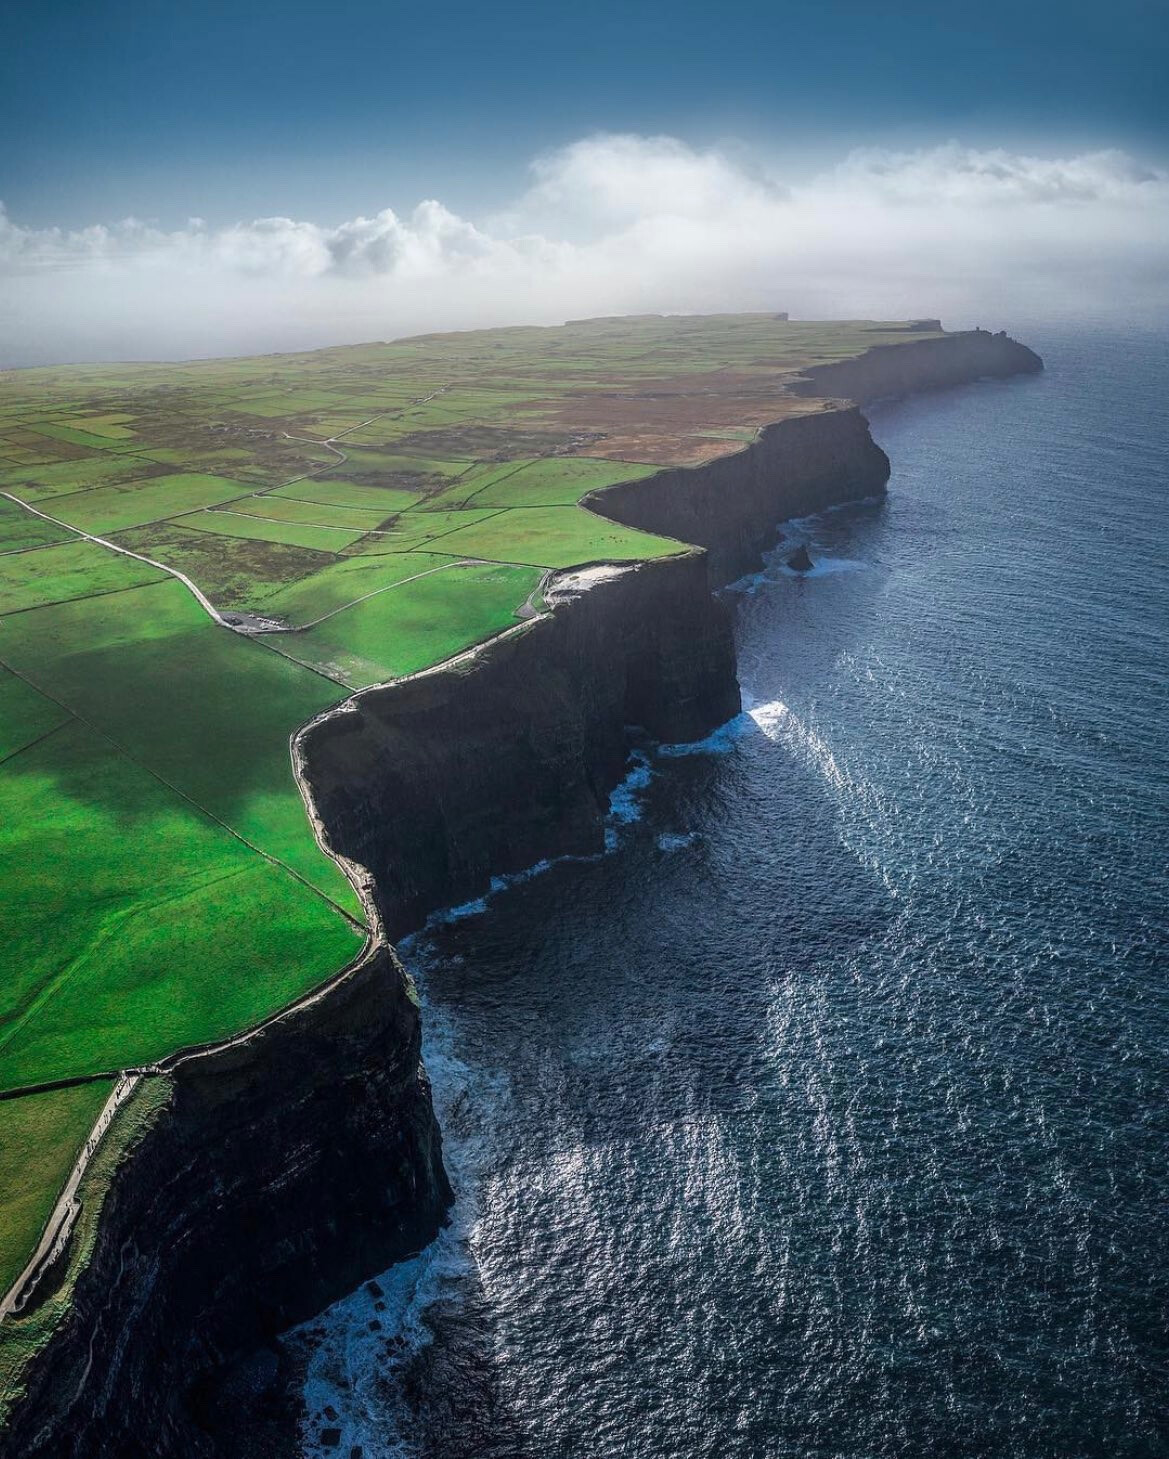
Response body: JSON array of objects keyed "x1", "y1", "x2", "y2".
[{"x1": 1, "y1": 135, "x2": 1167, "y2": 364}]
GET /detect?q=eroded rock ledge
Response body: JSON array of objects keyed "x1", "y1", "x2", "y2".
[{"x1": 0, "y1": 328, "x2": 1041, "y2": 1458}]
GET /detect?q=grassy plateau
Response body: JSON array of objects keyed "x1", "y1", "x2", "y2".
[{"x1": 0, "y1": 313, "x2": 943, "y2": 1307}]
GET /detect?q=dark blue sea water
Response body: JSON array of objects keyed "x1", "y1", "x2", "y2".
[{"x1": 299, "y1": 324, "x2": 1169, "y2": 1459}]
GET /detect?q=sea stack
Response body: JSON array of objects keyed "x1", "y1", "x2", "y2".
[{"x1": 786, "y1": 543, "x2": 815, "y2": 573}]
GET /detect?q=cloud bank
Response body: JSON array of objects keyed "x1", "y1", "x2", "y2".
[{"x1": 2, "y1": 136, "x2": 1167, "y2": 365}]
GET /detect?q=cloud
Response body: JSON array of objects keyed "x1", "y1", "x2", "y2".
[
  {"x1": 2, "y1": 135, "x2": 1167, "y2": 364},
  {"x1": 819, "y1": 143, "x2": 1165, "y2": 205}
]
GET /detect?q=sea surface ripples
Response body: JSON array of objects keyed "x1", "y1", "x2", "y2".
[{"x1": 298, "y1": 323, "x2": 1168, "y2": 1459}]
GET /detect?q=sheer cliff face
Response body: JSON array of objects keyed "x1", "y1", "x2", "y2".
[
  {"x1": 789, "y1": 328, "x2": 1044, "y2": 406},
  {"x1": 592, "y1": 406, "x2": 890, "y2": 586},
  {"x1": 589, "y1": 330, "x2": 1042, "y2": 587},
  {"x1": 2, "y1": 948, "x2": 450, "y2": 1459},
  {"x1": 302, "y1": 552, "x2": 742, "y2": 938},
  {"x1": 0, "y1": 327, "x2": 1042, "y2": 1458}
]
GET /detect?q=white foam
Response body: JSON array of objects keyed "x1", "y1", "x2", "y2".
[
  {"x1": 404, "y1": 749, "x2": 660, "y2": 947},
  {"x1": 778, "y1": 555, "x2": 867, "y2": 579},
  {"x1": 296, "y1": 746, "x2": 702, "y2": 1452},
  {"x1": 490, "y1": 857, "x2": 554, "y2": 892},
  {"x1": 435, "y1": 895, "x2": 489, "y2": 923},
  {"x1": 658, "y1": 711, "x2": 755, "y2": 757},
  {"x1": 607, "y1": 749, "x2": 653, "y2": 822},
  {"x1": 298, "y1": 993, "x2": 491, "y2": 1459},
  {"x1": 722, "y1": 495, "x2": 878, "y2": 598},
  {"x1": 747, "y1": 697, "x2": 847, "y2": 793}
]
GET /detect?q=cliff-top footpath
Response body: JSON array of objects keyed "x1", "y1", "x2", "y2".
[{"x1": 0, "y1": 319, "x2": 1041, "y2": 1456}]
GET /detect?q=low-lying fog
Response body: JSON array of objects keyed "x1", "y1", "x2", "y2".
[{"x1": 2, "y1": 134, "x2": 1166, "y2": 366}]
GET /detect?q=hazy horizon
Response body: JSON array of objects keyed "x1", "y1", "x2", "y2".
[
  {"x1": 3, "y1": 133, "x2": 1168, "y2": 369},
  {"x1": 3, "y1": 0, "x2": 1167, "y2": 368}
]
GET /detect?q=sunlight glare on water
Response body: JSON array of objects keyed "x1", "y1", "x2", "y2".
[{"x1": 299, "y1": 322, "x2": 1169, "y2": 1459}]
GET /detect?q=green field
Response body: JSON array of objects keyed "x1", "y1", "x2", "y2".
[
  {"x1": 1, "y1": 718, "x2": 360, "y2": 1089},
  {"x1": 0, "y1": 1084, "x2": 113, "y2": 1297},
  {"x1": 174, "y1": 510, "x2": 369, "y2": 552},
  {"x1": 42, "y1": 473, "x2": 251, "y2": 534},
  {"x1": 459, "y1": 455, "x2": 659, "y2": 508},
  {"x1": 347, "y1": 507, "x2": 505, "y2": 555},
  {"x1": 109, "y1": 523, "x2": 334, "y2": 608},
  {"x1": 0, "y1": 499, "x2": 71, "y2": 553},
  {"x1": 0, "y1": 456, "x2": 166, "y2": 499},
  {"x1": 269, "y1": 479, "x2": 425, "y2": 514},
  {"x1": 0, "y1": 313, "x2": 944, "y2": 1311},
  {"x1": 421, "y1": 505, "x2": 681, "y2": 568},
  {"x1": 220, "y1": 494, "x2": 393, "y2": 531},
  {"x1": 286, "y1": 562, "x2": 544, "y2": 687},
  {"x1": 256, "y1": 551, "x2": 453, "y2": 627},
  {"x1": 0, "y1": 581, "x2": 362, "y2": 909},
  {"x1": 0, "y1": 541, "x2": 166, "y2": 616}
]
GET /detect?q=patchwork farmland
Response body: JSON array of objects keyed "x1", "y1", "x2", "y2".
[{"x1": 0, "y1": 314, "x2": 942, "y2": 1305}]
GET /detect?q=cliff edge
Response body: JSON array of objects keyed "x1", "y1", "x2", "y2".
[{"x1": 0, "y1": 326, "x2": 1042, "y2": 1457}]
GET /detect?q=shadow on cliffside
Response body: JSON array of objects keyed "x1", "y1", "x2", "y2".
[{"x1": 0, "y1": 327, "x2": 1043, "y2": 1459}]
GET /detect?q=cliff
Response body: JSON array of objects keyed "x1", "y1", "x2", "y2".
[
  {"x1": 591, "y1": 406, "x2": 889, "y2": 585},
  {"x1": 788, "y1": 327, "x2": 1043, "y2": 406},
  {"x1": 0, "y1": 947, "x2": 449, "y2": 1459},
  {"x1": 302, "y1": 551, "x2": 739, "y2": 936},
  {"x1": 0, "y1": 326, "x2": 1042, "y2": 1457}
]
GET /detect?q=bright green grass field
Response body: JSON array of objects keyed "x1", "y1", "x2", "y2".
[
  {"x1": 176, "y1": 511, "x2": 364, "y2": 553},
  {"x1": 270, "y1": 479, "x2": 424, "y2": 514},
  {"x1": 25, "y1": 425, "x2": 140, "y2": 453},
  {"x1": 462, "y1": 456, "x2": 659, "y2": 509},
  {"x1": 421, "y1": 460, "x2": 537, "y2": 509},
  {"x1": 425, "y1": 505, "x2": 683, "y2": 568},
  {"x1": 0, "y1": 1083, "x2": 113, "y2": 1296},
  {"x1": 290, "y1": 416, "x2": 372, "y2": 440},
  {"x1": 255, "y1": 551, "x2": 452, "y2": 626},
  {"x1": 0, "y1": 540, "x2": 166, "y2": 617},
  {"x1": 0, "y1": 719, "x2": 362, "y2": 1091},
  {"x1": 0, "y1": 581, "x2": 361, "y2": 914},
  {"x1": 224, "y1": 391, "x2": 348, "y2": 416},
  {"x1": 42, "y1": 419, "x2": 134, "y2": 441},
  {"x1": 333, "y1": 449, "x2": 474, "y2": 477},
  {"x1": 224, "y1": 495, "x2": 393, "y2": 532},
  {"x1": 287, "y1": 562, "x2": 542, "y2": 687},
  {"x1": 348, "y1": 508, "x2": 504, "y2": 556},
  {"x1": 42, "y1": 474, "x2": 251, "y2": 534}
]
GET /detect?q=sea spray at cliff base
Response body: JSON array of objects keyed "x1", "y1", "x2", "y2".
[
  {"x1": 295, "y1": 745, "x2": 687, "y2": 1459},
  {"x1": 0, "y1": 329, "x2": 1048, "y2": 1457},
  {"x1": 296, "y1": 321, "x2": 1167, "y2": 1459}
]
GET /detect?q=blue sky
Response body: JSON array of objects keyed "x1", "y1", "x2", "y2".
[
  {"x1": 2, "y1": 0, "x2": 1166, "y2": 363},
  {"x1": 4, "y1": 0, "x2": 1166, "y2": 227}
]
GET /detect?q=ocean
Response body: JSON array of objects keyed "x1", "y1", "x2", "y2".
[{"x1": 297, "y1": 322, "x2": 1169, "y2": 1459}]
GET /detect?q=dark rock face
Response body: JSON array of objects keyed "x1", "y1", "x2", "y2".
[
  {"x1": 301, "y1": 553, "x2": 742, "y2": 939},
  {"x1": 786, "y1": 544, "x2": 815, "y2": 573},
  {"x1": 788, "y1": 328, "x2": 1043, "y2": 405},
  {"x1": 591, "y1": 406, "x2": 890, "y2": 586},
  {"x1": 0, "y1": 326, "x2": 1042, "y2": 1457},
  {"x1": 1, "y1": 949, "x2": 450, "y2": 1459}
]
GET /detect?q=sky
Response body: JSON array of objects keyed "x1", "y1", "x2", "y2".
[{"x1": 2, "y1": 0, "x2": 1167, "y2": 365}]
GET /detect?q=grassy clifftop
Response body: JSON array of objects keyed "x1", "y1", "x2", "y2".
[{"x1": 0, "y1": 314, "x2": 944, "y2": 1300}]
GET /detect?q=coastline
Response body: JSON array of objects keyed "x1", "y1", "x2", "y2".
[{"x1": 0, "y1": 327, "x2": 1042, "y2": 1456}]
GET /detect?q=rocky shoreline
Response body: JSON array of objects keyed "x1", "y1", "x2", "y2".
[{"x1": 0, "y1": 327, "x2": 1041, "y2": 1457}]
